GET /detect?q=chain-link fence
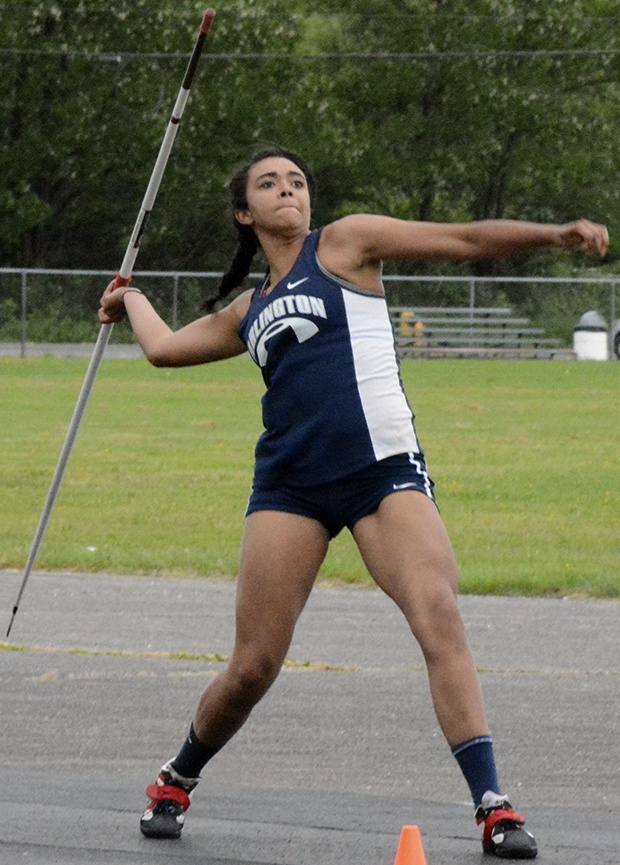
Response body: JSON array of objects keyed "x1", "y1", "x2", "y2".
[{"x1": 1, "y1": 268, "x2": 617, "y2": 358}]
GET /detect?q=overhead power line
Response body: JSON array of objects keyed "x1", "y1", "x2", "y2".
[{"x1": 0, "y1": 47, "x2": 619, "y2": 63}]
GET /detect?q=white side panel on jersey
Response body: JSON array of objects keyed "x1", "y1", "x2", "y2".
[{"x1": 341, "y1": 289, "x2": 420, "y2": 460}]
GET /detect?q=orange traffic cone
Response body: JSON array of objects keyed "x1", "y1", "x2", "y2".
[{"x1": 393, "y1": 825, "x2": 428, "y2": 865}]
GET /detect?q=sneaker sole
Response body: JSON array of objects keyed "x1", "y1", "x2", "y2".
[
  {"x1": 140, "y1": 819, "x2": 183, "y2": 840},
  {"x1": 483, "y1": 840, "x2": 538, "y2": 859}
]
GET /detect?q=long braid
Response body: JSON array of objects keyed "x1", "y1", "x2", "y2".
[
  {"x1": 203, "y1": 224, "x2": 258, "y2": 313},
  {"x1": 204, "y1": 146, "x2": 317, "y2": 312}
]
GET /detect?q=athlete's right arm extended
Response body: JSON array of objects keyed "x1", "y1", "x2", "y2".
[{"x1": 99, "y1": 284, "x2": 251, "y2": 367}]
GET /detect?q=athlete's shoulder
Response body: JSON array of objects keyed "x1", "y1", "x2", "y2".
[
  {"x1": 321, "y1": 213, "x2": 389, "y2": 244},
  {"x1": 317, "y1": 215, "x2": 387, "y2": 293},
  {"x1": 319, "y1": 213, "x2": 397, "y2": 262},
  {"x1": 220, "y1": 288, "x2": 254, "y2": 326}
]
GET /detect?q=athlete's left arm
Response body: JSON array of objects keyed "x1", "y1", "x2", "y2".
[{"x1": 323, "y1": 214, "x2": 609, "y2": 266}]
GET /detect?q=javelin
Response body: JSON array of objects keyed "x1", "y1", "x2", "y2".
[{"x1": 6, "y1": 9, "x2": 216, "y2": 639}]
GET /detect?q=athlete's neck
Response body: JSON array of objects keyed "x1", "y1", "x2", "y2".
[{"x1": 257, "y1": 228, "x2": 311, "y2": 293}]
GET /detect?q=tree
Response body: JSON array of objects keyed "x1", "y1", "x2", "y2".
[{"x1": 0, "y1": 0, "x2": 618, "y2": 277}]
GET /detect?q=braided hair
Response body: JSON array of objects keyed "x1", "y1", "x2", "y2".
[{"x1": 204, "y1": 147, "x2": 317, "y2": 312}]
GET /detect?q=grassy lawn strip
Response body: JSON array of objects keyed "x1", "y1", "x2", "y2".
[
  {"x1": 1, "y1": 356, "x2": 617, "y2": 597},
  {"x1": 0, "y1": 640, "x2": 354, "y2": 672}
]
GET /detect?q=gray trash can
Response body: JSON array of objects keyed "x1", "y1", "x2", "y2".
[{"x1": 573, "y1": 311, "x2": 609, "y2": 361}]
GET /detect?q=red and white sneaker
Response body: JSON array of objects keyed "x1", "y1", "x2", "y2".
[
  {"x1": 475, "y1": 791, "x2": 538, "y2": 859},
  {"x1": 139, "y1": 761, "x2": 199, "y2": 839}
]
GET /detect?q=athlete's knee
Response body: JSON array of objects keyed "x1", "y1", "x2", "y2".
[
  {"x1": 411, "y1": 589, "x2": 470, "y2": 663},
  {"x1": 226, "y1": 651, "x2": 283, "y2": 707}
]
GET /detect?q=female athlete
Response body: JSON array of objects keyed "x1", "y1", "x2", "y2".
[{"x1": 99, "y1": 146, "x2": 608, "y2": 858}]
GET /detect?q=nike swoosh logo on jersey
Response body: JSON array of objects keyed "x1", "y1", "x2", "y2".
[
  {"x1": 287, "y1": 277, "x2": 309, "y2": 290},
  {"x1": 393, "y1": 482, "x2": 417, "y2": 490}
]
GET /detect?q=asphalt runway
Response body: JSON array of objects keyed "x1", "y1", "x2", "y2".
[{"x1": 1, "y1": 570, "x2": 618, "y2": 865}]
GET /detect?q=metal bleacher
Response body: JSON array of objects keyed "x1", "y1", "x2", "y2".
[{"x1": 389, "y1": 306, "x2": 574, "y2": 360}]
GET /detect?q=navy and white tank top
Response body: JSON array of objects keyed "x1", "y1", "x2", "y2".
[{"x1": 237, "y1": 229, "x2": 421, "y2": 487}]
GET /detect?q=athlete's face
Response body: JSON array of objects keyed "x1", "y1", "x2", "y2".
[{"x1": 236, "y1": 157, "x2": 312, "y2": 235}]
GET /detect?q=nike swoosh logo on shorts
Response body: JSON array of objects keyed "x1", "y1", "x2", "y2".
[
  {"x1": 287, "y1": 277, "x2": 309, "y2": 290},
  {"x1": 393, "y1": 482, "x2": 417, "y2": 490}
]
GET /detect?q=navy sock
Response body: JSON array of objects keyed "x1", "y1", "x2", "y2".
[
  {"x1": 451, "y1": 736, "x2": 501, "y2": 809},
  {"x1": 170, "y1": 723, "x2": 220, "y2": 779}
]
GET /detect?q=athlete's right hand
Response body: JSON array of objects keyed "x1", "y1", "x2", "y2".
[{"x1": 99, "y1": 280, "x2": 129, "y2": 324}]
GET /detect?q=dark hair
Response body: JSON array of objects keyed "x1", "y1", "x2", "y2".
[{"x1": 204, "y1": 147, "x2": 317, "y2": 312}]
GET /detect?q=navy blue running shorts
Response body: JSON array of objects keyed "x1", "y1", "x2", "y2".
[{"x1": 245, "y1": 452, "x2": 436, "y2": 539}]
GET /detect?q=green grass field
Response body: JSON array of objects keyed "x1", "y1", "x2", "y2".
[{"x1": 1, "y1": 356, "x2": 617, "y2": 597}]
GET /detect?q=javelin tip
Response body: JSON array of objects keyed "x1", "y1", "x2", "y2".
[{"x1": 201, "y1": 9, "x2": 216, "y2": 35}]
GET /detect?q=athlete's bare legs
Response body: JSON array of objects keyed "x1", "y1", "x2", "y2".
[
  {"x1": 192, "y1": 510, "x2": 330, "y2": 749},
  {"x1": 352, "y1": 491, "x2": 489, "y2": 746},
  {"x1": 192, "y1": 494, "x2": 487, "y2": 750},
  {"x1": 144, "y1": 492, "x2": 536, "y2": 857}
]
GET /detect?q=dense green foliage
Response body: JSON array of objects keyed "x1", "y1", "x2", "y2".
[
  {"x1": 1, "y1": 0, "x2": 618, "y2": 281},
  {"x1": 1, "y1": 356, "x2": 618, "y2": 597}
]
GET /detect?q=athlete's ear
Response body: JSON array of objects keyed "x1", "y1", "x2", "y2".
[{"x1": 235, "y1": 209, "x2": 254, "y2": 227}]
